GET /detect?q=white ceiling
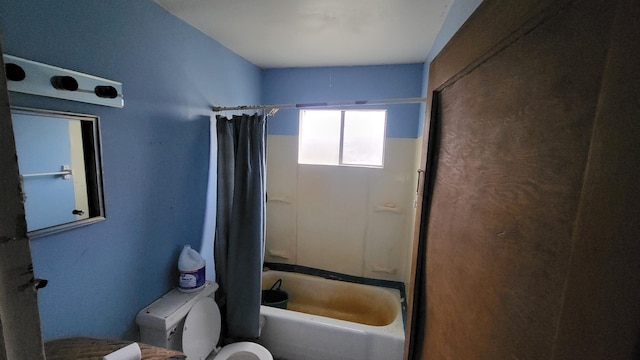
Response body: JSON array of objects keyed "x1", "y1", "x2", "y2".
[{"x1": 154, "y1": 0, "x2": 454, "y2": 69}]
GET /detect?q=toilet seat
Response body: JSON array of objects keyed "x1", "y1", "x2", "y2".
[
  {"x1": 182, "y1": 297, "x2": 272, "y2": 360},
  {"x1": 182, "y1": 297, "x2": 220, "y2": 359},
  {"x1": 214, "y1": 342, "x2": 273, "y2": 360}
]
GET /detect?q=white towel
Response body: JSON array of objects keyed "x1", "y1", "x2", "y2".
[{"x1": 102, "y1": 342, "x2": 141, "y2": 360}]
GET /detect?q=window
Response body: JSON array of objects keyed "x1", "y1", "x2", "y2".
[{"x1": 298, "y1": 109, "x2": 386, "y2": 167}]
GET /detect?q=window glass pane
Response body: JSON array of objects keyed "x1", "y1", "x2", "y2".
[
  {"x1": 342, "y1": 110, "x2": 386, "y2": 166},
  {"x1": 298, "y1": 110, "x2": 341, "y2": 165}
]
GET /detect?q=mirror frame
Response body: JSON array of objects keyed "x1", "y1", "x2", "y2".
[{"x1": 11, "y1": 106, "x2": 106, "y2": 238}]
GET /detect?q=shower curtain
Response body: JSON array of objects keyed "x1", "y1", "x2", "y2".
[{"x1": 215, "y1": 113, "x2": 266, "y2": 341}]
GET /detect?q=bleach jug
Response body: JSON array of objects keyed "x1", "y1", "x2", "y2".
[{"x1": 178, "y1": 245, "x2": 205, "y2": 292}]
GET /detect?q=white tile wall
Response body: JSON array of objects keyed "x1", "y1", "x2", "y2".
[
  {"x1": 297, "y1": 165, "x2": 368, "y2": 275},
  {"x1": 265, "y1": 135, "x2": 422, "y2": 285},
  {"x1": 266, "y1": 135, "x2": 298, "y2": 263}
]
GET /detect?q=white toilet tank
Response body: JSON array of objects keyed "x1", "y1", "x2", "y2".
[{"x1": 135, "y1": 281, "x2": 219, "y2": 352}]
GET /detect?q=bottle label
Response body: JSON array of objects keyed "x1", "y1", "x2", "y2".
[{"x1": 179, "y1": 266, "x2": 205, "y2": 290}]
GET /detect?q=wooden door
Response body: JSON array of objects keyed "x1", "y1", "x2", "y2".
[
  {"x1": 410, "y1": 0, "x2": 640, "y2": 358},
  {"x1": 0, "y1": 37, "x2": 47, "y2": 359}
]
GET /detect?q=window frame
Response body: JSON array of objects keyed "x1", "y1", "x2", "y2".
[{"x1": 298, "y1": 108, "x2": 387, "y2": 168}]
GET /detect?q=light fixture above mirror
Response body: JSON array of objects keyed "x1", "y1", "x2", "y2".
[{"x1": 3, "y1": 54, "x2": 124, "y2": 108}]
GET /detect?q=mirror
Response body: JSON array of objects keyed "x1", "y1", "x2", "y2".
[{"x1": 11, "y1": 107, "x2": 105, "y2": 238}]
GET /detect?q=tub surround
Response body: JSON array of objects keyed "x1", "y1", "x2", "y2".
[
  {"x1": 263, "y1": 65, "x2": 424, "y2": 287},
  {"x1": 266, "y1": 135, "x2": 421, "y2": 285}
]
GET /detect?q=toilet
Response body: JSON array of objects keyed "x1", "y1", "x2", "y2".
[{"x1": 136, "y1": 281, "x2": 272, "y2": 360}]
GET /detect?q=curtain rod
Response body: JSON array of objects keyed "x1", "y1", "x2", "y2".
[{"x1": 211, "y1": 97, "x2": 427, "y2": 113}]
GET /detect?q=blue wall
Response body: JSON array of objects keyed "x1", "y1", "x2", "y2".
[
  {"x1": 262, "y1": 65, "x2": 424, "y2": 138},
  {"x1": 0, "y1": 0, "x2": 261, "y2": 340}
]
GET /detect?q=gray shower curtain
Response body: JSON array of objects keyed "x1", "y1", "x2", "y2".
[{"x1": 215, "y1": 113, "x2": 266, "y2": 341}]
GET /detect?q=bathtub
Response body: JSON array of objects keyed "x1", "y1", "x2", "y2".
[{"x1": 259, "y1": 269, "x2": 405, "y2": 360}]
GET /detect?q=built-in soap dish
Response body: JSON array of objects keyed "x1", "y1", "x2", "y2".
[{"x1": 374, "y1": 202, "x2": 402, "y2": 213}]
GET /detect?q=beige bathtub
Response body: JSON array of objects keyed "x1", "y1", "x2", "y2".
[{"x1": 259, "y1": 270, "x2": 405, "y2": 360}]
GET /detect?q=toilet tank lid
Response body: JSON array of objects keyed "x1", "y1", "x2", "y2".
[{"x1": 135, "y1": 281, "x2": 218, "y2": 330}]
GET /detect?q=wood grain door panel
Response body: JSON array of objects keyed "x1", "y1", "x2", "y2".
[{"x1": 422, "y1": 0, "x2": 616, "y2": 358}]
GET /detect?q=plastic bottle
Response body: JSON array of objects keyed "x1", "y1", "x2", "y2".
[{"x1": 178, "y1": 245, "x2": 206, "y2": 292}]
